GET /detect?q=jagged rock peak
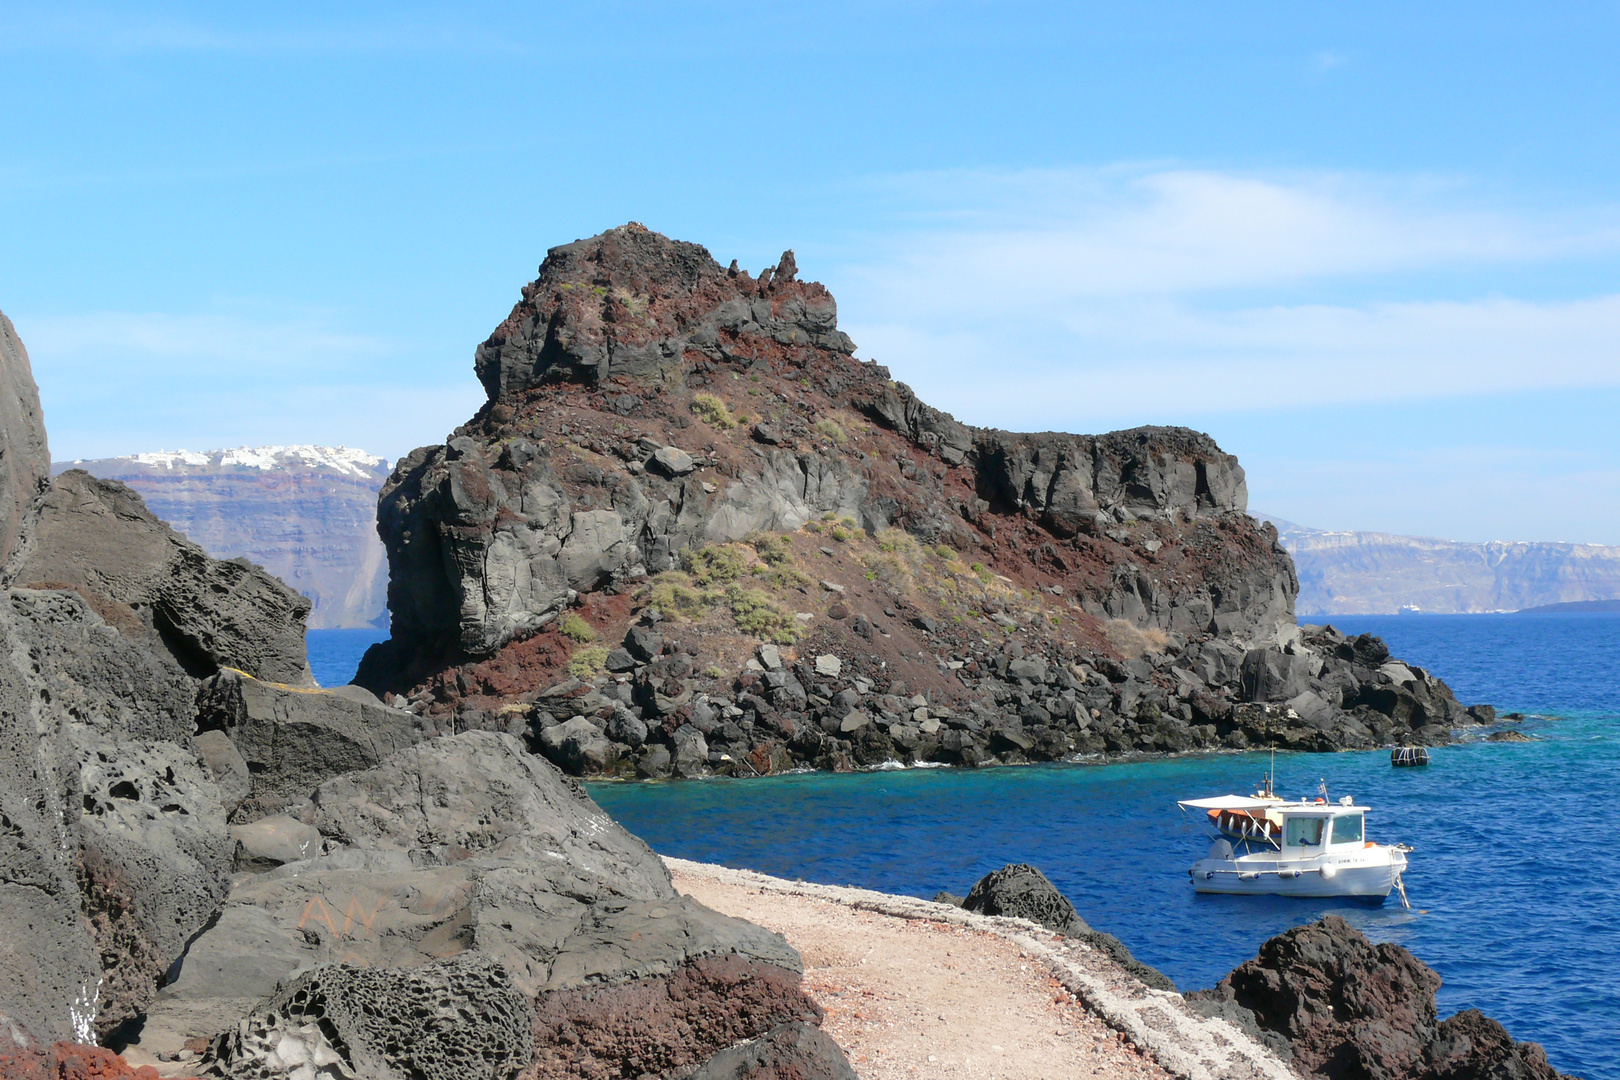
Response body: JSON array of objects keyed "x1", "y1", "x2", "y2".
[
  {"x1": 474, "y1": 222, "x2": 854, "y2": 399},
  {"x1": 0, "y1": 307, "x2": 51, "y2": 579}
]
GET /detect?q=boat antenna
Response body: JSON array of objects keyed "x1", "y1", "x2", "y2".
[{"x1": 1268, "y1": 747, "x2": 1275, "y2": 798}]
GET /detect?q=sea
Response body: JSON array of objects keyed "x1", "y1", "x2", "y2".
[{"x1": 307, "y1": 614, "x2": 1619, "y2": 1079}]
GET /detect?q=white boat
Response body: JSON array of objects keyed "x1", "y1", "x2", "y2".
[{"x1": 1178, "y1": 787, "x2": 1411, "y2": 907}]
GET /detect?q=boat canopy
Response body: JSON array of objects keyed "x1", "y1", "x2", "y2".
[{"x1": 1176, "y1": 796, "x2": 1278, "y2": 812}]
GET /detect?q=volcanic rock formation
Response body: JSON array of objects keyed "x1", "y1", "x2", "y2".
[
  {"x1": 1188, "y1": 915, "x2": 1569, "y2": 1080},
  {"x1": 0, "y1": 306, "x2": 855, "y2": 1079},
  {"x1": 355, "y1": 224, "x2": 1494, "y2": 779}
]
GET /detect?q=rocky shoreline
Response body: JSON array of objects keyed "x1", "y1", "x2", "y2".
[
  {"x1": 0, "y1": 308, "x2": 858, "y2": 1078},
  {"x1": 348, "y1": 224, "x2": 1500, "y2": 781}
]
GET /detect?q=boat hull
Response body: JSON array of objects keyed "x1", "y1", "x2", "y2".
[{"x1": 1189, "y1": 849, "x2": 1407, "y2": 900}]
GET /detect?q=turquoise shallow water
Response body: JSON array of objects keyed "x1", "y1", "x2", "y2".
[{"x1": 583, "y1": 614, "x2": 1620, "y2": 1080}]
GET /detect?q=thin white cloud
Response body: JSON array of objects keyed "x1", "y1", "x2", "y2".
[
  {"x1": 19, "y1": 309, "x2": 484, "y2": 462},
  {"x1": 830, "y1": 167, "x2": 1620, "y2": 429}
]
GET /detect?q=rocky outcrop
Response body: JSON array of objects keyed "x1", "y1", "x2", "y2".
[
  {"x1": 958, "y1": 863, "x2": 1175, "y2": 993},
  {"x1": 141, "y1": 732, "x2": 844, "y2": 1076},
  {"x1": 1189, "y1": 915, "x2": 1568, "y2": 1080},
  {"x1": 17, "y1": 469, "x2": 314, "y2": 685},
  {"x1": 61, "y1": 446, "x2": 393, "y2": 630},
  {"x1": 195, "y1": 669, "x2": 429, "y2": 822},
  {"x1": 0, "y1": 309, "x2": 50, "y2": 578},
  {"x1": 0, "y1": 306, "x2": 856, "y2": 1077},
  {"x1": 355, "y1": 225, "x2": 1487, "y2": 778}
]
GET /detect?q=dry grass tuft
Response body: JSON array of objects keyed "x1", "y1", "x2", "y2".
[{"x1": 1104, "y1": 618, "x2": 1170, "y2": 658}]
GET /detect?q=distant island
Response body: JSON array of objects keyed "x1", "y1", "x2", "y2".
[
  {"x1": 53, "y1": 446, "x2": 391, "y2": 629},
  {"x1": 1261, "y1": 515, "x2": 1620, "y2": 615},
  {"x1": 1516, "y1": 598, "x2": 1620, "y2": 614}
]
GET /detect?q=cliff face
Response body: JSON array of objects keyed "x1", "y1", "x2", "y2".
[
  {"x1": 1265, "y1": 516, "x2": 1620, "y2": 614},
  {"x1": 357, "y1": 224, "x2": 1487, "y2": 779},
  {"x1": 0, "y1": 305, "x2": 856, "y2": 1079},
  {"x1": 0, "y1": 310, "x2": 50, "y2": 577},
  {"x1": 56, "y1": 447, "x2": 391, "y2": 629}
]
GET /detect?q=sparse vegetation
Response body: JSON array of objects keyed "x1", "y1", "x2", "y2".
[
  {"x1": 567, "y1": 644, "x2": 609, "y2": 678},
  {"x1": 558, "y1": 613, "x2": 596, "y2": 642},
  {"x1": 935, "y1": 544, "x2": 957, "y2": 560},
  {"x1": 815, "y1": 418, "x2": 848, "y2": 445},
  {"x1": 803, "y1": 520, "x2": 822, "y2": 533},
  {"x1": 746, "y1": 532, "x2": 794, "y2": 567},
  {"x1": 830, "y1": 526, "x2": 851, "y2": 542},
  {"x1": 1104, "y1": 618, "x2": 1170, "y2": 658},
  {"x1": 724, "y1": 585, "x2": 800, "y2": 644},
  {"x1": 683, "y1": 544, "x2": 746, "y2": 585},
  {"x1": 690, "y1": 393, "x2": 737, "y2": 429},
  {"x1": 646, "y1": 573, "x2": 715, "y2": 620},
  {"x1": 970, "y1": 561, "x2": 993, "y2": 583}
]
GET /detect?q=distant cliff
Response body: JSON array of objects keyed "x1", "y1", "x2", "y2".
[
  {"x1": 53, "y1": 446, "x2": 390, "y2": 628},
  {"x1": 1263, "y1": 515, "x2": 1620, "y2": 615}
]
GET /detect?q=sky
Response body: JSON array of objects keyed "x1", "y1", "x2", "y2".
[{"x1": 4, "y1": 2, "x2": 1620, "y2": 544}]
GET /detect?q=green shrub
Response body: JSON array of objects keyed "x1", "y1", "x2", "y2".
[
  {"x1": 647, "y1": 573, "x2": 716, "y2": 620},
  {"x1": 683, "y1": 544, "x2": 746, "y2": 585},
  {"x1": 804, "y1": 520, "x2": 822, "y2": 533},
  {"x1": 702, "y1": 664, "x2": 726, "y2": 679},
  {"x1": 970, "y1": 561, "x2": 992, "y2": 583},
  {"x1": 830, "y1": 526, "x2": 851, "y2": 543},
  {"x1": 725, "y1": 585, "x2": 800, "y2": 644},
  {"x1": 567, "y1": 645, "x2": 609, "y2": 679},
  {"x1": 815, "y1": 418, "x2": 847, "y2": 445},
  {"x1": 935, "y1": 544, "x2": 957, "y2": 560},
  {"x1": 690, "y1": 393, "x2": 736, "y2": 429},
  {"x1": 747, "y1": 532, "x2": 794, "y2": 567},
  {"x1": 558, "y1": 613, "x2": 596, "y2": 642}
]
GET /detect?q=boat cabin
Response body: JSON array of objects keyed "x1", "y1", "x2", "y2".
[{"x1": 1277, "y1": 804, "x2": 1367, "y2": 851}]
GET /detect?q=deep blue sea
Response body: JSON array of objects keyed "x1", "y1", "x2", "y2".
[{"x1": 306, "y1": 616, "x2": 1618, "y2": 1078}]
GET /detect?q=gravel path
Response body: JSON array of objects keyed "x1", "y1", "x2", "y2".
[{"x1": 669, "y1": 859, "x2": 1295, "y2": 1080}]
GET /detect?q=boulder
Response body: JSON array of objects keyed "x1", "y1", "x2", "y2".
[
  {"x1": 16, "y1": 470, "x2": 314, "y2": 685},
  {"x1": 140, "y1": 733, "x2": 820, "y2": 1068},
  {"x1": 0, "y1": 309, "x2": 50, "y2": 577},
  {"x1": 538, "y1": 715, "x2": 618, "y2": 773},
  {"x1": 962, "y1": 863, "x2": 1176, "y2": 992},
  {"x1": 196, "y1": 668, "x2": 427, "y2": 821},
  {"x1": 230, "y1": 815, "x2": 322, "y2": 872},
  {"x1": 684, "y1": 1021, "x2": 858, "y2": 1080},
  {"x1": 201, "y1": 954, "x2": 533, "y2": 1080},
  {"x1": 1197, "y1": 914, "x2": 1567, "y2": 1080},
  {"x1": 1241, "y1": 648, "x2": 1313, "y2": 702},
  {"x1": 651, "y1": 445, "x2": 698, "y2": 476},
  {"x1": 73, "y1": 727, "x2": 232, "y2": 1038}
]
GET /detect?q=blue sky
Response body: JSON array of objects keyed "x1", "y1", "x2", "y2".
[{"x1": 5, "y1": 3, "x2": 1620, "y2": 544}]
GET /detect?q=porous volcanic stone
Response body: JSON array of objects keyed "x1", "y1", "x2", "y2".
[{"x1": 17, "y1": 470, "x2": 314, "y2": 685}]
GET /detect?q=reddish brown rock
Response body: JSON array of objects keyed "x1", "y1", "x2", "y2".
[
  {"x1": 1196, "y1": 915, "x2": 1569, "y2": 1080},
  {"x1": 0, "y1": 1041, "x2": 188, "y2": 1079},
  {"x1": 524, "y1": 954, "x2": 827, "y2": 1080}
]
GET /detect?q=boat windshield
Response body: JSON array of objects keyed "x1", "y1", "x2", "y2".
[
  {"x1": 1330, "y1": 814, "x2": 1364, "y2": 844},
  {"x1": 1284, "y1": 816, "x2": 1324, "y2": 847}
]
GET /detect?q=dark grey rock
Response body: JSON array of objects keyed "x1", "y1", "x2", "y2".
[
  {"x1": 685, "y1": 1021, "x2": 858, "y2": 1080},
  {"x1": 197, "y1": 668, "x2": 427, "y2": 821},
  {"x1": 626, "y1": 624, "x2": 664, "y2": 662},
  {"x1": 16, "y1": 470, "x2": 314, "y2": 685},
  {"x1": 963, "y1": 863, "x2": 1177, "y2": 992},
  {"x1": 0, "y1": 309, "x2": 50, "y2": 579}
]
